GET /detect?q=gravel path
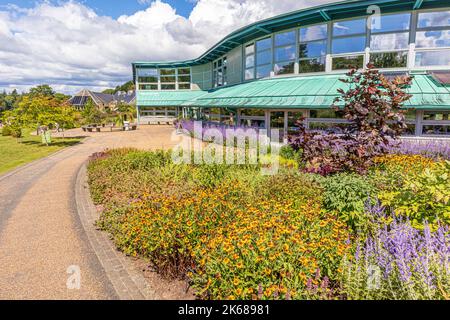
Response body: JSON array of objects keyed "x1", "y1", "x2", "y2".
[{"x1": 0, "y1": 126, "x2": 180, "y2": 299}]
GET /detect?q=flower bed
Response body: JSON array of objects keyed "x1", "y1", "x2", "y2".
[{"x1": 88, "y1": 147, "x2": 449, "y2": 300}]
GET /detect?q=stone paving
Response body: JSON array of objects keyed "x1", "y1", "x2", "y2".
[{"x1": 0, "y1": 126, "x2": 181, "y2": 299}]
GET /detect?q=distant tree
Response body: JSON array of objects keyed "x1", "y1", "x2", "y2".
[
  {"x1": 28, "y1": 84, "x2": 55, "y2": 98},
  {"x1": 116, "y1": 81, "x2": 135, "y2": 93},
  {"x1": 1, "y1": 94, "x2": 77, "y2": 144},
  {"x1": 102, "y1": 88, "x2": 116, "y2": 94},
  {"x1": 81, "y1": 98, "x2": 102, "y2": 125},
  {"x1": 101, "y1": 81, "x2": 135, "y2": 95}
]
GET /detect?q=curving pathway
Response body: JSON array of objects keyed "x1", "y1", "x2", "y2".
[{"x1": 0, "y1": 126, "x2": 180, "y2": 299}]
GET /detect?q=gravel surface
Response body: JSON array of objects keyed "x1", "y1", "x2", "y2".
[{"x1": 0, "y1": 126, "x2": 181, "y2": 299}]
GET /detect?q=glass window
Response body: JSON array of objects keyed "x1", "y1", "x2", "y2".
[
  {"x1": 178, "y1": 75, "x2": 191, "y2": 83},
  {"x1": 245, "y1": 68, "x2": 255, "y2": 80},
  {"x1": 423, "y1": 125, "x2": 450, "y2": 135},
  {"x1": 213, "y1": 56, "x2": 227, "y2": 87},
  {"x1": 288, "y1": 111, "x2": 306, "y2": 130},
  {"x1": 245, "y1": 55, "x2": 255, "y2": 68},
  {"x1": 418, "y1": 10, "x2": 450, "y2": 28},
  {"x1": 240, "y1": 109, "x2": 265, "y2": 117},
  {"x1": 416, "y1": 30, "x2": 450, "y2": 48},
  {"x1": 139, "y1": 84, "x2": 158, "y2": 90},
  {"x1": 257, "y1": 50, "x2": 272, "y2": 65},
  {"x1": 332, "y1": 55, "x2": 364, "y2": 70},
  {"x1": 333, "y1": 18, "x2": 366, "y2": 36},
  {"x1": 415, "y1": 50, "x2": 450, "y2": 66},
  {"x1": 160, "y1": 76, "x2": 176, "y2": 83},
  {"x1": 370, "y1": 52, "x2": 408, "y2": 68},
  {"x1": 178, "y1": 68, "x2": 190, "y2": 75},
  {"x1": 138, "y1": 76, "x2": 158, "y2": 83},
  {"x1": 371, "y1": 13, "x2": 411, "y2": 33},
  {"x1": 423, "y1": 111, "x2": 450, "y2": 121},
  {"x1": 160, "y1": 69, "x2": 176, "y2": 75},
  {"x1": 299, "y1": 57, "x2": 326, "y2": 73},
  {"x1": 332, "y1": 36, "x2": 366, "y2": 54},
  {"x1": 300, "y1": 24, "x2": 328, "y2": 42},
  {"x1": 310, "y1": 110, "x2": 345, "y2": 118},
  {"x1": 178, "y1": 83, "x2": 191, "y2": 90},
  {"x1": 275, "y1": 45, "x2": 296, "y2": 62},
  {"x1": 256, "y1": 64, "x2": 272, "y2": 78},
  {"x1": 137, "y1": 68, "x2": 158, "y2": 76},
  {"x1": 245, "y1": 44, "x2": 255, "y2": 55},
  {"x1": 161, "y1": 84, "x2": 176, "y2": 90},
  {"x1": 256, "y1": 38, "x2": 272, "y2": 51},
  {"x1": 275, "y1": 31, "x2": 295, "y2": 46},
  {"x1": 299, "y1": 41, "x2": 327, "y2": 58},
  {"x1": 370, "y1": 32, "x2": 409, "y2": 51},
  {"x1": 274, "y1": 61, "x2": 295, "y2": 75}
]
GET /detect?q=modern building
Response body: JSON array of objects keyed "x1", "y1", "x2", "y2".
[
  {"x1": 132, "y1": 0, "x2": 450, "y2": 137},
  {"x1": 68, "y1": 89, "x2": 135, "y2": 111}
]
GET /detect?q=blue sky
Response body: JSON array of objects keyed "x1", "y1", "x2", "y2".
[
  {"x1": 0, "y1": 0, "x2": 195, "y2": 18},
  {"x1": 0, "y1": 0, "x2": 336, "y2": 94}
]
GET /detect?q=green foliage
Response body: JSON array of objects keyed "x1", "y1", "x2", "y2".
[
  {"x1": 81, "y1": 98, "x2": 102, "y2": 125},
  {"x1": 279, "y1": 145, "x2": 302, "y2": 165},
  {"x1": 28, "y1": 84, "x2": 55, "y2": 98},
  {"x1": 319, "y1": 173, "x2": 377, "y2": 229},
  {"x1": 102, "y1": 81, "x2": 135, "y2": 94},
  {"x1": 1, "y1": 125, "x2": 12, "y2": 136},
  {"x1": 378, "y1": 160, "x2": 450, "y2": 228},
  {"x1": 88, "y1": 149, "x2": 351, "y2": 300}
]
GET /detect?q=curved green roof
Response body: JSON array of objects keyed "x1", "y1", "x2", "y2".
[
  {"x1": 137, "y1": 73, "x2": 450, "y2": 110},
  {"x1": 133, "y1": 0, "x2": 447, "y2": 69}
]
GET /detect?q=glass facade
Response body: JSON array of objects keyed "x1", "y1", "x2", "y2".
[
  {"x1": 213, "y1": 57, "x2": 227, "y2": 87},
  {"x1": 137, "y1": 7, "x2": 450, "y2": 96},
  {"x1": 137, "y1": 67, "x2": 191, "y2": 90},
  {"x1": 256, "y1": 38, "x2": 272, "y2": 78},
  {"x1": 299, "y1": 24, "x2": 327, "y2": 73},
  {"x1": 274, "y1": 30, "x2": 296, "y2": 76}
]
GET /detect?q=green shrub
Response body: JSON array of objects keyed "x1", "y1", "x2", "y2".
[
  {"x1": 279, "y1": 145, "x2": 302, "y2": 164},
  {"x1": 1, "y1": 125, "x2": 21, "y2": 138},
  {"x1": 320, "y1": 173, "x2": 377, "y2": 229},
  {"x1": 378, "y1": 160, "x2": 450, "y2": 228},
  {"x1": 1, "y1": 125, "x2": 12, "y2": 136}
]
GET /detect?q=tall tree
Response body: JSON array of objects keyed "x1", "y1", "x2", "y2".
[{"x1": 28, "y1": 85, "x2": 55, "y2": 98}]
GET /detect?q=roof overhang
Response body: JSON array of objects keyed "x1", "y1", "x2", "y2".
[{"x1": 132, "y1": 0, "x2": 448, "y2": 74}]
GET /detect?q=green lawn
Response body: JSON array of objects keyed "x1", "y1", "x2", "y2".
[{"x1": 0, "y1": 129, "x2": 82, "y2": 175}]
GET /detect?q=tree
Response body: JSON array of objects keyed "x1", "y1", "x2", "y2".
[
  {"x1": 81, "y1": 98, "x2": 102, "y2": 125},
  {"x1": 29, "y1": 84, "x2": 55, "y2": 98},
  {"x1": 1, "y1": 94, "x2": 77, "y2": 144},
  {"x1": 102, "y1": 80, "x2": 135, "y2": 95}
]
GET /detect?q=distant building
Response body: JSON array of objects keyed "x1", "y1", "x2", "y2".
[{"x1": 68, "y1": 89, "x2": 135, "y2": 111}]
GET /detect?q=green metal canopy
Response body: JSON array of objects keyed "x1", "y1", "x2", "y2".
[
  {"x1": 137, "y1": 91, "x2": 207, "y2": 107},
  {"x1": 179, "y1": 73, "x2": 450, "y2": 110},
  {"x1": 136, "y1": 73, "x2": 450, "y2": 110}
]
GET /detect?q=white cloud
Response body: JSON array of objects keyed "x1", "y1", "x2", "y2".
[{"x1": 0, "y1": 0, "x2": 339, "y2": 94}]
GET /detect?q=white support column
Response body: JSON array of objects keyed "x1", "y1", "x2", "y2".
[
  {"x1": 305, "y1": 109, "x2": 310, "y2": 130},
  {"x1": 265, "y1": 110, "x2": 271, "y2": 137},
  {"x1": 283, "y1": 111, "x2": 288, "y2": 143},
  {"x1": 325, "y1": 54, "x2": 332, "y2": 73},
  {"x1": 415, "y1": 110, "x2": 424, "y2": 136}
]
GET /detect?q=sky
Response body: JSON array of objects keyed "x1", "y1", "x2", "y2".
[{"x1": 0, "y1": 0, "x2": 339, "y2": 94}]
